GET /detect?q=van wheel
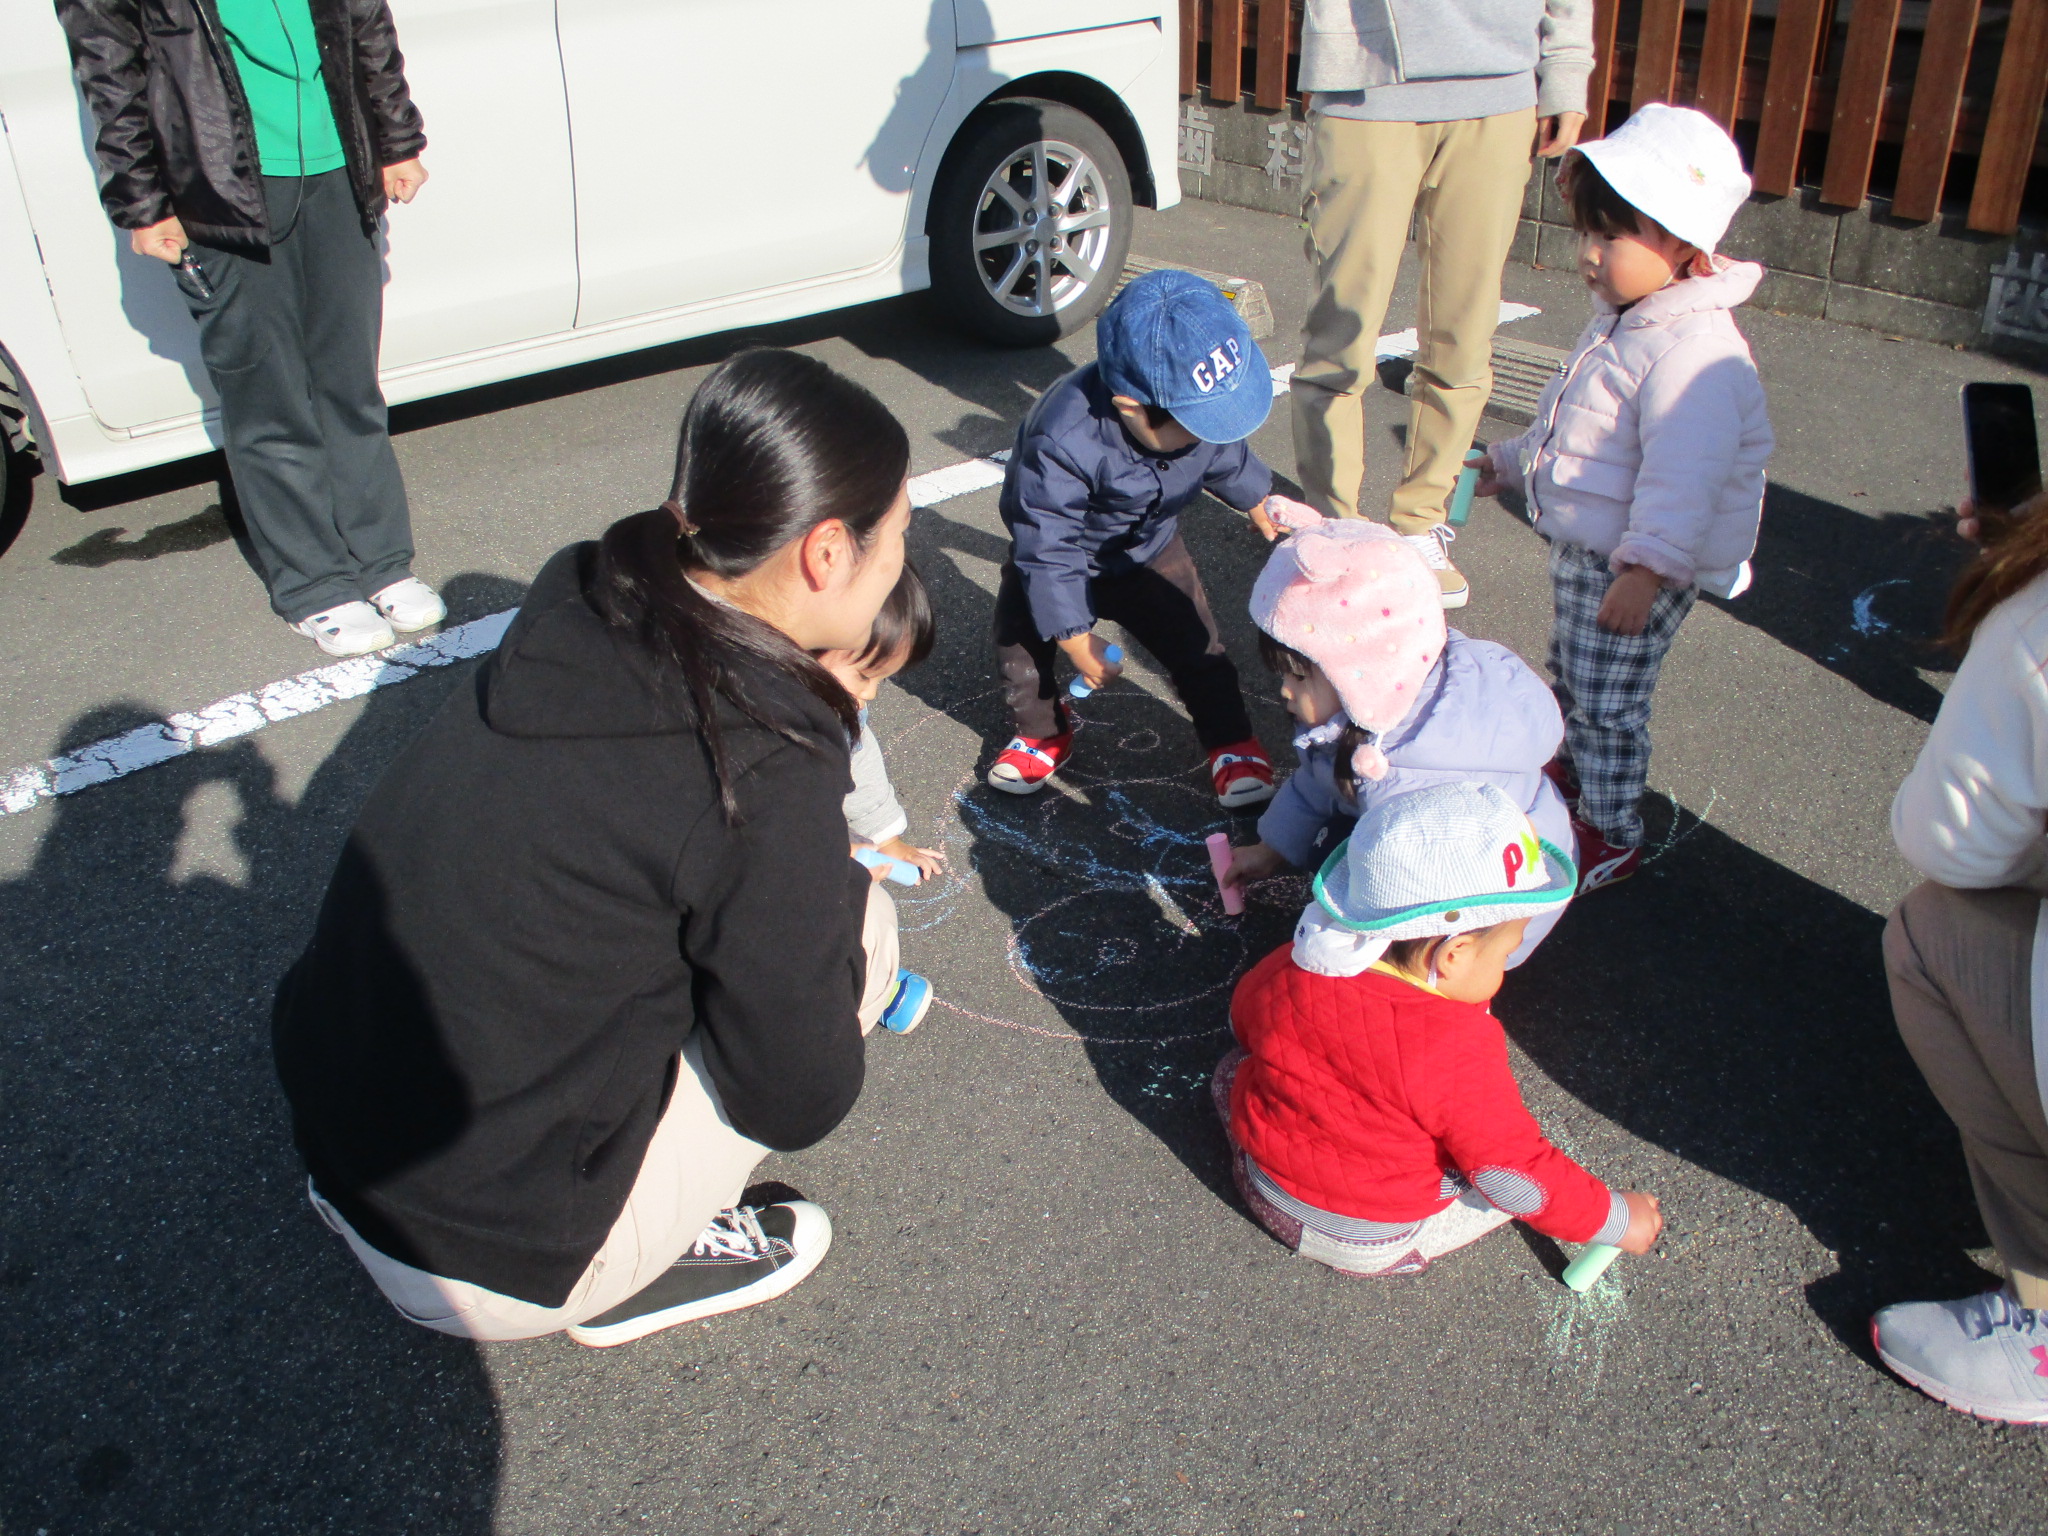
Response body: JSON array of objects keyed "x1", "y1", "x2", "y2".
[
  {"x1": 0, "y1": 365, "x2": 34, "y2": 559},
  {"x1": 0, "y1": 443, "x2": 27, "y2": 561},
  {"x1": 929, "y1": 99, "x2": 1133, "y2": 347}
]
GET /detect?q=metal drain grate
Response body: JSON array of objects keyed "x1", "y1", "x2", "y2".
[
  {"x1": 1116, "y1": 256, "x2": 1274, "y2": 340},
  {"x1": 1485, "y1": 336, "x2": 1568, "y2": 426}
]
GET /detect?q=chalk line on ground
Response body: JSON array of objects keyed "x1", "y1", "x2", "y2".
[{"x1": 2, "y1": 303, "x2": 1542, "y2": 817}]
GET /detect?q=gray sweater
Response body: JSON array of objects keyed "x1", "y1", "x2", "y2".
[
  {"x1": 844, "y1": 712, "x2": 908, "y2": 845},
  {"x1": 1301, "y1": 0, "x2": 1594, "y2": 123}
]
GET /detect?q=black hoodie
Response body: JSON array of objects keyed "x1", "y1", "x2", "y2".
[{"x1": 274, "y1": 540, "x2": 869, "y2": 1307}]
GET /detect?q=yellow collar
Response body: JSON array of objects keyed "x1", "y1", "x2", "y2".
[{"x1": 1368, "y1": 959, "x2": 1446, "y2": 997}]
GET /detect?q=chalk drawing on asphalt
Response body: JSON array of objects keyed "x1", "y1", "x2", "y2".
[{"x1": 877, "y1": 680, "x2": 1281, "y2": 1050}]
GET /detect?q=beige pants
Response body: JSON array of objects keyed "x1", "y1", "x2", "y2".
[
  {"x1": 313, "y1": 882, "x2": 901, "y2": 1341},
  {"x1": 1290, "y1": 108, "x2": 1536, "y2": 531},
  {"x1": 1886, "y1": 880, "x2": 2048, "y2": 1300}
]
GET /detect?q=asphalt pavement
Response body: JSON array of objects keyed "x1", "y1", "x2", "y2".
[{"x1": 4, "y1": 197, "x2": 2048, "y2": 1535}]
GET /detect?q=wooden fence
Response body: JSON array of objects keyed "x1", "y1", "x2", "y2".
[{"x1": 1180, "y1": 0, "x2": 2048, "y2": 234}]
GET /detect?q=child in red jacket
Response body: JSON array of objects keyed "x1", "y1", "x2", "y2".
[{"x1": 1216, "y1": 781, "x2": 1663, "y2": 1277}]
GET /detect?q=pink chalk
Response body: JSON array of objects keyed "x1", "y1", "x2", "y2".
[{"x1": 1206, "y1": 832, "x2": 1244, "y2": 915}]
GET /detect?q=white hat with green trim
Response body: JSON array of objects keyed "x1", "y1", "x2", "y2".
[{"x1": 1311, "y1": 781, "x2": 1577, "y2": 947}]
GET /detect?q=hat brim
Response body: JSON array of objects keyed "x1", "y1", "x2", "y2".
[
  {"x1": 1159, "y1": 336, "x2": 1273, "y2": 443},
  {"x1": 1312, "y1": 836, "x2": 1579, "y2": 937},
  {"x1": 1574, "y1": 139, "x2": 1724, "y2": 254}
]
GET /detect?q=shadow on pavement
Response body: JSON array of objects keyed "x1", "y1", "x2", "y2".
[
  {"x1": 1704, "y1": 485, "x2": 1968, "y2": 724},
  {"x1": 894, "y1": 495, "x2": 1298, "y2": 1204},
  {"x1": 0, "y1": 571, "x2": 525, "y2": 1534},
  {"x1": 900, "y1": 483, "x2": 1972, "y2": 1351},
  {"x1": 1501, "y1": 796, "x2": 1988, "y2": 1350}
]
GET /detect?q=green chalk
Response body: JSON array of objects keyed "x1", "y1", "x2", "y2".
[
  {"x1": 1445, "y1": 447, "x2": 1486, "y2": 527},
  {"x1": 1561, "y1": 1243, "x2": 1623, "y2": 1293}
]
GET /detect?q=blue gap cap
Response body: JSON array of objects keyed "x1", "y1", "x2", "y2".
[{"x1": 1096, "y1": 269, "x2": 1272, "y2": 445}]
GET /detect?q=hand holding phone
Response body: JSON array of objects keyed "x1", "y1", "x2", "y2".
[{"x1": 1962, "y1": 382, "x2": 2041, "y2": 515}]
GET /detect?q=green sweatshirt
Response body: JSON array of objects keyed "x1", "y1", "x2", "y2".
[{"x1": 215, "y1": 0, "x2": 347, "y2": 175}]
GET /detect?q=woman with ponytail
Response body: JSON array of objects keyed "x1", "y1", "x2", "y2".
[
  {"x1": 1875, "y1": 486, "x2": 2048, "y2": 1422},
  {"x1": 274, "y1": 349, "x2": 912, "y2": 1346}
]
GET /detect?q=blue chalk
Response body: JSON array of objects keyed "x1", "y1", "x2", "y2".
[
  {"x1": 854, "y1": 847, "x2": 923, "y2": 886},
  {"x1": 1068, "y1": 644, "x2": 1125, "y2": 698}
]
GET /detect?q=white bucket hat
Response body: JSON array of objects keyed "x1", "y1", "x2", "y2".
[
  {"x1": 1575, "y1": 103, "x2": 1752, "y2": 254},
  {"x1": 1293, "y1": 782, "x2": 1577, "y2": 977}
]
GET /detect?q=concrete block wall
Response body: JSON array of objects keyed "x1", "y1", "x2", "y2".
[{"x1": 1174, "y1": 97, "x2": 2048, "y2": 359}]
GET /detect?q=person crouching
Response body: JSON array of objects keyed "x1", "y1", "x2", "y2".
[{"x1": 1215, "y1": 782, "x2": 1662, "y2": 1277}]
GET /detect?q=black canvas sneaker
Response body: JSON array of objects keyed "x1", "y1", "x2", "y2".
[{"x1": 567, "y1": 1199, "x2": 831, "y2": 1348}]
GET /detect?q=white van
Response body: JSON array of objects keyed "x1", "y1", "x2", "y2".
[{"x1": 0, "y1": 0, "x2": 1177, "y2": 500}]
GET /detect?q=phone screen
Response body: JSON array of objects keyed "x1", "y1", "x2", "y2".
[{"x1": 1963, "y1": 382, "x2": 2042, "y2": 511}]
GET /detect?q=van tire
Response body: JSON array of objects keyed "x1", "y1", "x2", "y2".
[{"x1": 929, "y1": 100, "x2": 1133, "y2": 347}]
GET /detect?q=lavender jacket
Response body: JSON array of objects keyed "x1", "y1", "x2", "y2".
[{"x1": 1259, "y1": 630, "x2": 1573, "y2": 873}]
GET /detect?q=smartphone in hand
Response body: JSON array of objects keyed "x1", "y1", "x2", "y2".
[{"x1": 1962, "y1": 382, "x2": 2041, "y2": 513}]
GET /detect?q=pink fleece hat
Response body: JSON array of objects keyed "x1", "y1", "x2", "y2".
[{"x1": 1248, "y1": 503, "x2": 1447, "y2": 781}]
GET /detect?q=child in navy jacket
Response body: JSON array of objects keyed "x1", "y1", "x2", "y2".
[{"x1": 987, "y1": 271, "x2": 1292, "y2": 808}]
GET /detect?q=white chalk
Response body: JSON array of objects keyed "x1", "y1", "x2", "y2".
[{"x1": 1206, "y1": 832, "x2": 1244, "y2": 915}]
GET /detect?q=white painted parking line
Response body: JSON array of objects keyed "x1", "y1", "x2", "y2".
[
  {"x1": 2, "y1": 303, "x2": 1542, "y2": 817},
  {"x1": 1267, "y1": 301, "x2": 1541, "y2": 396}
]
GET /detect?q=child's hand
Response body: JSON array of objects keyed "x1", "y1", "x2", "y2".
[
  {"x1": 1616, "y1": 1191, "x2": 1663, "y2": 1255},
  {"x1": 1474, "y1": 467, "x2": 1505, "y2": 498},
  {"x1": 1258, "y1": 495, "x2": 1319, "y2": 539},
  {"x1": 1223, "y1": 841, "x2": 1290, "y2": 896},
  {"x1": 1596, "y1": 565, "x2": 1664, "y2": 636},
  {"x1": 878, "y1": 835, "x2": 946, "y2": 881},
  {"x1": 853, "y1": 843, "x2": 890, "y2": 882},
  {"x1": 1058, "y1": 631, "x2": 1122, "y2": 691}
]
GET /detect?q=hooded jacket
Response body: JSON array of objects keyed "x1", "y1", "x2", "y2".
[
  {"x1": 1258, "y1": 630, "x2": 1571, "y2": 871},
  {"x1": 55, "y1": 0, "x2": 426, "y2": 249},
  {"x1": 273, "y1": 537, "x2": 869, "y2": 1308},
  {"x1": 1298, "y1": 0, "x2": 1595, "y2": 121},
  {"x1": 1489, "y1": 259, "x2": 1774, "y2": 598}
]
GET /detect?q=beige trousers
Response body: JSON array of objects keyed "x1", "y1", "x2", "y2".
[
  {"x1": 314, "y1": 882, "x2": 901, "y2": 1341},
  {"x1": 1290, "y1": 109, "x2": 1536, "y2": 531},
  {"x1": 1886, "y1": 880, "x2": 2048, "y2": 1302}
]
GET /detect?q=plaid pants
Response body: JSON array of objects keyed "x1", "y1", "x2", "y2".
[{"x1": 1547, "y1": 540, "x2": 1697, "y2": 849}]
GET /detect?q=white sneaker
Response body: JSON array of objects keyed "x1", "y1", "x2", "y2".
[
  {"x1": 369, "y1": 577, "x2": 446, "y2": 633},
  {"x1": 293, "y1": 601, "x2": 396, "y2": 657},
  {"x1": 1402, "y1": 526, "x2": 1470, "y2": 609}
]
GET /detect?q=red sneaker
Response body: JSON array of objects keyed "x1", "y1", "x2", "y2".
[
  {"x1": 986, "y1": 727, "x2": 1075, "y2": 794},
  {"x1": 1542, "y1": 757, "x2": 1580, "y2": 811},
  {"x1": 1209, "y1": 739, "x2": 1276, "y2": 809},
  {"x1": 1570, "y1": 814, "x2": 1641, "y2": 892}
]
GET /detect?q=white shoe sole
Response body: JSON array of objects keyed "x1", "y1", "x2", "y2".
[
  {"x1": 1876, "y1": 1342, "x2": 2048, "y2": 1424},
  {"x1": 883, "y1": 986, "x2": 932, "y2": 1034},
  {"x1": 986, "y1": 765, "x2": 1053, "y2": 795},
  {"x1": 381, "y1": 609, "x2": 444, "y2": 634},
  {"x1": 294, "y1": 622, "x2": 395, "y2": 658},
  {"x1": 1217, "y1": 780, "x2": 1276, "y2": 809},
  {"x1": 567, "y1": 1202, "x2": 833, "y2": 1348},
  {"x1": 1438, "y1": 587, "x2": 1469, "y2": 609}
]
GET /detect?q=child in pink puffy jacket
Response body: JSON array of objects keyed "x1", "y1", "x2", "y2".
[{"x1": 1479, "y1": 105, "x2": 1774, "y2": 891}]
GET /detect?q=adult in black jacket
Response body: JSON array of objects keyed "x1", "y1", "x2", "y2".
[
  {"x1": 275, "y1": 350, "x2": 913, "y2": 1346},
  {"x1": 57, "y1": 0, "x2": 442, "y2": 657}
]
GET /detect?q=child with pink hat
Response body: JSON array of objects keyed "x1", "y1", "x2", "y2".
[{"x1": 1220, "y1": 504, "x2": 1575, "y2": 968}]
